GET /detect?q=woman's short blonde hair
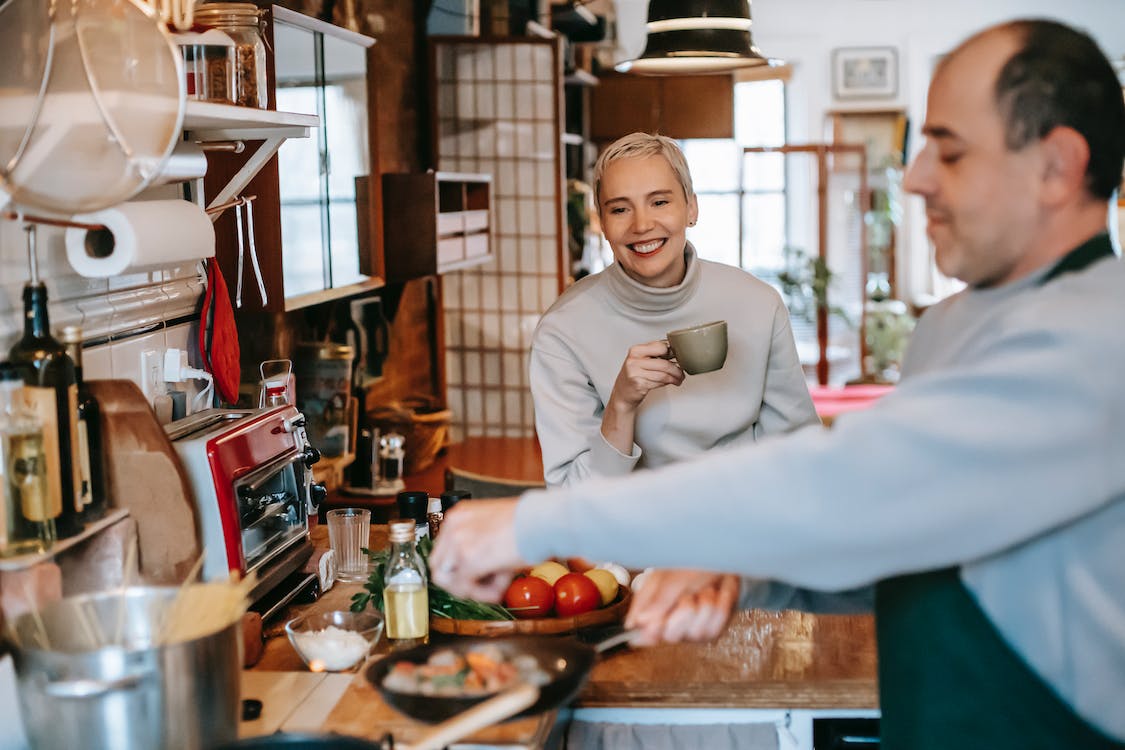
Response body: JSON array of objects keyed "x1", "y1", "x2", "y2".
[{"x1": 592, "y1": 133, "x2": 694, "y2": 214}]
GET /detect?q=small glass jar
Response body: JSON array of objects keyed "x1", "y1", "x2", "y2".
[
  {"x1": 193, "y1": 3, "x2": 267, "y2": 108},
  {"x1": 172, "y1": 28, "x2": 237, "y2": 104}
]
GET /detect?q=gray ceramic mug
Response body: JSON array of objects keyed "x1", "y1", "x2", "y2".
[{"x1": 663, "y1": 320, "x2": 728, "y2": 375}]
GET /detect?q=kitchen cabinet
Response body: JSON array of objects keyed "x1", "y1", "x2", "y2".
[
  {"x1": 590, "y1": 72, "x2": 734, "y2": 141},
  {"x1": 564, "y1": 69, "x2": 598, "y2": 182},
  {"x1": 203, "y1": 7, "x2": 384, "y2": 312},
  {"x1": 380, "y1": 171, "x2": 493, "y2": 282}
]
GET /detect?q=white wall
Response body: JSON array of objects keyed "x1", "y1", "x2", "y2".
[
  {"x1": 0, "y1": 181, "x2": 207, "y2": 400},
  {"x1": 613, "y1": 0, "x2": 1125, "y2": 301}
]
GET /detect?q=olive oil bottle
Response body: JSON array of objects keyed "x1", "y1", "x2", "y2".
[
  {"x1": 0, "y1": 363, "x2": 56, "y2": 556},
  {"x1": 383, "y1": 519, "x2": 429, "y2": 647}
]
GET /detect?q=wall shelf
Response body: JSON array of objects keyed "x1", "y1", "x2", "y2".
[
  {"x1": 188, "y1": 102, "x2": 320, "y2": 215},
  {"x1": 184, "y1": 101, "x2": 319, "y2": 141},
  {"x1": 382, "y1": 172, "x2": 493, "y2": 282},
  {"x1": 0, "y1": 508, "x2": 129, "y2": 572}
]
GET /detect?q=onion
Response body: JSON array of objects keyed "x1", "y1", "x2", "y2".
[{"x1": 595, "y1": 561, "x2": 632, "y2": 588}]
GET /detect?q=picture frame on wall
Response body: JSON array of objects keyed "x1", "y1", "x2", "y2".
[{"x1": 833, "y1": 47, "x2": 898, "y2": 99}]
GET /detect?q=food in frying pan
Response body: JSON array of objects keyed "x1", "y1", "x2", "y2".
[{"x1": 382, "y1": 644, "x2": 551, "y2": 696}]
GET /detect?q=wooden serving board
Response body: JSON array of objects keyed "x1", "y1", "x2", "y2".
[{"x1": 431, "y1": 586, "x2": 631, "y2": 636}]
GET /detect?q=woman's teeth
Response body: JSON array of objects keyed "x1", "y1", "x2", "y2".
[{"x1": 631, "y1": 239, "x2": 664, "y2": 255}]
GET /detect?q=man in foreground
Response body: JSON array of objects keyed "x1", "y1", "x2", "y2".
[{"x1": 432, "y1": 19, "x2": 1125, "y2": 749}]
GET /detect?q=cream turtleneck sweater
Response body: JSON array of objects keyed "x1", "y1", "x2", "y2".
[{"x1": 529, "y1": 243, "x2": 819, "y2": 487}]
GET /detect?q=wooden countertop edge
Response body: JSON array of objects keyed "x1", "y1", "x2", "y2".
[{"x1": 577, "y1": 679, "x2": 879, "y2": 710}]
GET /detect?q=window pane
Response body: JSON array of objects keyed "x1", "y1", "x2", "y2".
[
  {"x1": 680, "y1": 140, "x2": 739, "y2": 192},
  {"x1": 742, "y1": 151, "x2": 784, "y2": 191},
  {"x1": 743, "y1": 193, "x2": 786, "y2": 270},
  {"x1": 281, "y1": 205, "x2": 326, "y2": 297},
  {"x1": 735, "y1": 79, "x2": 785, "y2": 147},
  {"x1": 692, "y1": 194, "x2": 739, "y2": 267}
]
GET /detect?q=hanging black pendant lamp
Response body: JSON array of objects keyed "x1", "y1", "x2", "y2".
[{"x1": 616, "y1": 0, "x2": 779, "y2": 75}]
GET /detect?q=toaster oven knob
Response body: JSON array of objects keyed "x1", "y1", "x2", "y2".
[
  {"x1": 302, "y1": 446, "x2": 322, "y2": 467},
  {"x1": 309, "y1": 482, "x2": 328, "y2": 509},
  {"x1": 282, "y1": 415, "x2": 307, "y2": 433}
]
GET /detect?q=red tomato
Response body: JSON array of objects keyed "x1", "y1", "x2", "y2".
[
  {"x1": 553, "y1": 572, "x2": 601, "y2": 617},
  {"x1": 503, "y1": 575, "x2": 555, "y2": 619}
]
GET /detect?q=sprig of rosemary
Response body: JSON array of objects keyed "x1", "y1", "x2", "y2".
[{"x1": 350, "y1": 535, "x2": 513, "y2": 621}]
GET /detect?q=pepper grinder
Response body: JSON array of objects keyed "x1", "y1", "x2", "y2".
[{"x1": 375, "y1": 430, "x2": 406, "y2": 494}]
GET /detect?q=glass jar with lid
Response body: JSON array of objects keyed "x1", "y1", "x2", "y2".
[{"x1": 193, "y1": 2, "x2": 267, "y2": 108}]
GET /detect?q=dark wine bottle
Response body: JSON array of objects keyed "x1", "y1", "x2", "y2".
[
  {"x1": 61, "y1": 326, "x2": 107, "y2": 522},
  {"x1": 7, "y1": 284, "x2": 84, "y2": 538}
]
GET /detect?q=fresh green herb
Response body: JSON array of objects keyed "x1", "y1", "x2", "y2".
[{"x1": 350, "y1": 535, "x2": 514, "y2": 621}]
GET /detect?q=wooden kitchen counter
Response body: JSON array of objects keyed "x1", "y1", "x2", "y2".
[
  {"x1": 252, "y1": 523, "x2": 878, "y2": 747},
  {"x1": 251, "y1": 523, "x2": 555, "y2": 747},
  {"x1": 580, "y1": 609, "x2": 878, "y2": 709}
]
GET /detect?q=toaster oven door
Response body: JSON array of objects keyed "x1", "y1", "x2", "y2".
[{"x1": 234, "y1": 451, "x2": 309, "y2": 574}]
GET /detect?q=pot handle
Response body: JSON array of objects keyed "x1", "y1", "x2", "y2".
[
  {"x1": 42, "y1": 673, "x2": 143, "y2": 699},
  {"x1": 403, "y1": 683, "x2": 540, "y2": 750}
]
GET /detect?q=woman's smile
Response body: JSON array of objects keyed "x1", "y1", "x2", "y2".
[{"x1": 629, "y1": 238, "x2": 666, "y2": 255}]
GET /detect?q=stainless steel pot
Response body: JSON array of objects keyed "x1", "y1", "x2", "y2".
[{"x1": 10, "y1": 586, "x2": 241, "y2": 750}]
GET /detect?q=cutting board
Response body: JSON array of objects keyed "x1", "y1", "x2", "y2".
[
  {"x1": 88, "y1": 380, "x2": 200, "y2": 583},
  {"x1": 240, "y1": 671, "x2": 353, "y2": 737}
]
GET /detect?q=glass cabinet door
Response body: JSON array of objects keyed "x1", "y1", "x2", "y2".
[
  {"x1": 322, "y1": 33, "x2": 370, "y2": 289},
  {"x1": 273, "y1": 14, "x2": 373, "y2": 303}
]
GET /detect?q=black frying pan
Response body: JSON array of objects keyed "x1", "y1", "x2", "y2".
[{"x1": 365, "y1": 635, "x2": 606, "y2": 724}]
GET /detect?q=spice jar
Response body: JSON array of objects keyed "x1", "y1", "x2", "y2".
[
  {"x1": 171, "y1": 28, "x2": 237, "y2": 104},
  {"x1": 396, "y1": 491, "x2": 429, "y2": 541},
  {"x1": 193, "y1": 3, "x2": 267, "y2": 108}
]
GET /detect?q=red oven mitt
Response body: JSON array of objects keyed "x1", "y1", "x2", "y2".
[{"x1": 199, "y1": 258, "x2": 241, "y2": 405}]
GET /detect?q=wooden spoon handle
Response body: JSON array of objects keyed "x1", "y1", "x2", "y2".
[{"x1": 402, "y1": 683, "x2": 540, "y2": 750}]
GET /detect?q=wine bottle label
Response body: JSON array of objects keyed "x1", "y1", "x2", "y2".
[
  {"x1": 8, "y1": 432, "x2": 50, "y2": 523},
  {"x1": 67, "y1": 384, "x2": 82, "y2": 513},
  {"x1": 76, "y1": 418, "x2": 92, "y2": 510},
  {"x1": 17, "y1": 386, "x2": 63, "y2": 521}
]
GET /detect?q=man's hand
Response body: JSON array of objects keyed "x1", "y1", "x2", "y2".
[
  {"x1": 625, "y1": 569, "x2": 740, "y2": 646},
  {"x1": 429, "y1": 499, "x2": 527, "y2": 602}
]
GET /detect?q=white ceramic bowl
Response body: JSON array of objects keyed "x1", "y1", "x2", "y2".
[{"x1": 285, "y1": 610, "x2": 384, "y2": 672}]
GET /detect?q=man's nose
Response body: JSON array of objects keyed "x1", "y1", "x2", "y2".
[{"x1": 903, "y1": 151, "x2": 932, "y2": 196}]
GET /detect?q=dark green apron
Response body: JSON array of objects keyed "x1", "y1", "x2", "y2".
[{"x1": 874, "y1": 233, "x2": 1123, "y2": 750}]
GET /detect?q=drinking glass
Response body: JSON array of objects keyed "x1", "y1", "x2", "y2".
[{"x1": 326, "y1": 508, "x2": 371, "y2": 582}]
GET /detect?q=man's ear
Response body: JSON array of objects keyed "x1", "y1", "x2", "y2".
[{"x1": 1039, "y1": 126, "x2": 1091, "y2": 206}]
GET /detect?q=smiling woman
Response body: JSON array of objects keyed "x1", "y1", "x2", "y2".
[{"x1": 528, "y1": 132, "x2": 821, "y2": 490}]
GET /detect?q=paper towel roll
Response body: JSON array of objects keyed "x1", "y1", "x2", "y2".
[{"x1": 65, "y1": 199, "x2": 215, "y2": 277}]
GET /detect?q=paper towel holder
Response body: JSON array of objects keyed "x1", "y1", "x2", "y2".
[{"x1": 3, "y1": 194, "x2": 256, "y2": 233}]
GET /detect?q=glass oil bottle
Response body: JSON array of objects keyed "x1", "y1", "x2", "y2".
[{"x1": 383, "y1": 518, "x2": 428, "y2": 648}]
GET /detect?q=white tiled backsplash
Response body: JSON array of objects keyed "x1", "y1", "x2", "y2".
[{"x1": 0, "y1": 190, "x2": 208, "y2": 402}]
